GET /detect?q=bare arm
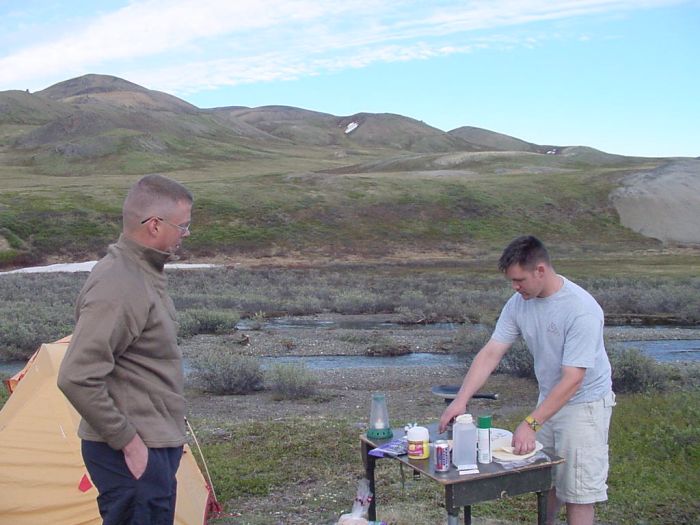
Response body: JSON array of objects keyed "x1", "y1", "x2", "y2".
[
  {"x1": 511, "y1": 365, "x2": 585, "y2": 454},
  {"x1": 438, "y1": 338, "x2": 511, "y2": 433}
]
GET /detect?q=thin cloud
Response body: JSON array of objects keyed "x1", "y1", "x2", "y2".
[
  {"x1": 0, "y1": 0, "x2": 687, "y2": 91},
  {"x1": 128, "y1": 40, "x2": 489, "y2": 96}
]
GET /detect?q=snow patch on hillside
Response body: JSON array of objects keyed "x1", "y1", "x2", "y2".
[{"x1": 1, "y1": 261, "x2": 220, "y2": 275}]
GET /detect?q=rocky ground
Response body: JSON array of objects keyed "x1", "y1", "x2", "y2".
[
  {"x1": 182, "y1": 314, "x2": 700, "y2": 428},
  {"x1": 182, "y1": 315, "x2": 536, "y2": 428},
  {"x1": 185, "y1": 362, "x2": 538, "y2": 431}
]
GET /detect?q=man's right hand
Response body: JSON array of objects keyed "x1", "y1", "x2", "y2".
[
  {"x1": 438, "y1": 400, "x2": 467, "y2": 433},
  {"x1": 122, "y1": 434, "x2": 148, "y2": 479}
]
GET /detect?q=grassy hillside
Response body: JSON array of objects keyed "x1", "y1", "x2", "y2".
[
  {"x1": 0, "y1": 74, "x2": 695, "y2": 267},
  {"x1": 449, "y1": 125, "x2": 543, "y2": 152},
  {"x1": 0, "y1": 150, "x2": 667, "y2": 267}
]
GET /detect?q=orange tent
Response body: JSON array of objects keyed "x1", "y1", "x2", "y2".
[{"x1": 0, "y1": 336, "x2": 220, "y2": 525}]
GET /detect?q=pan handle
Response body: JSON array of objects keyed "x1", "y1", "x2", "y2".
[
  {"x1": 471, "y1": 392, "x2": 499, "y2": 400},
  {"x1": 431, "y1": 385, "x2": 499, "y2": 401}
]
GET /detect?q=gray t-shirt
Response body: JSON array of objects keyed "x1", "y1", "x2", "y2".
[{"x1": 492, "y1": 276, "x2": 612, "y2": 405}]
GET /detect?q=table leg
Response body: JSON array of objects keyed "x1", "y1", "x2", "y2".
[
  {"x1": 445, "y1": 508, "x2": 471, "y2": 525},
  {"x1": 445, "y1": 486, "x2": 470, "y2": 525},
  {"x1": 537, "y1": 489, "x2": 549, "y2": 525},
  {"x1": 464, "y1": 505, "x2": 472, "y2": 525},
  {"x1": 362, "y1": 441, "x2": 377, "y2": 521}
]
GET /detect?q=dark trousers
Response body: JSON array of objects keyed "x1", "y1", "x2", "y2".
[{"x1": 82, "y1": 440, "x2": 183, "y2": 525}]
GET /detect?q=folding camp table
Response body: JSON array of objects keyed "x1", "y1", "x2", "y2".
[{"x1": 361, "y1": 423, "x2": 564, "y2": 525}]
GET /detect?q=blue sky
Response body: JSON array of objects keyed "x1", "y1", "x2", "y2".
[{"x1": 1, "y1": 0, "x2": 698, "y2": 157}]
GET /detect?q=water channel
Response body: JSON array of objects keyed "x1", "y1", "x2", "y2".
[
  {"x1": 242, "y1": 318, "x2": 700, "y2": 367},
  {"x1": 259, "y1": 339, "x2": 700, "y2": 369},
  {"x1": 1, "y1": 320, "x2": 698, "y2": 377},
  {"x1": 616, "y1": 339, "x2": 700, "y2": 362}
]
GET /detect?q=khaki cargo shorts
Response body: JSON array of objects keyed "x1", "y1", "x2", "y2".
[{"x1": 537, "y1": 391, "x2": 616, "y2": 504}]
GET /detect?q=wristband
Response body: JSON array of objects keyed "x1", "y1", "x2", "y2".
[{"x1": 524, "y1": 415, "x2": 541, "y2": 431}]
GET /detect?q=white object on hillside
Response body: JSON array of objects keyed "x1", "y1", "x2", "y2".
[
  {"x1": 344, "y1": 122, "x2": 359, "y2": 134},
  {"x1": 0, "y1": 261, "x2": 220, "y2": 275},
  {"x1": 1, "y1": 262, "x2": 97, "y2": 274}
]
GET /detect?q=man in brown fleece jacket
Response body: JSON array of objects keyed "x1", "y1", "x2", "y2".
[{"x1": 58, "y1": 174, "x2": 193, "y2": 525}]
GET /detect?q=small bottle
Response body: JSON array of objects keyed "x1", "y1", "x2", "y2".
[
  {"x1": 477, "y1": 415, "x2": 492, "y2": 464},
  {"x1": 451, "y1": 414, "x2": 477, "y2": 470}
]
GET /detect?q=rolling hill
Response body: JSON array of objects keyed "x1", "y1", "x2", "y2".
[
  {"x1": 37, "y1": 74, "x2": 199, "y2": 113},
  {"x1": 449, "y1": 125, "x2": 545, "y2": 153},
  {"x1": 0, "y1": 74, "x2": 697, "y2": 267},
  {"x1": 0, "y1": 73, "x2": 525, "y2": 172}
]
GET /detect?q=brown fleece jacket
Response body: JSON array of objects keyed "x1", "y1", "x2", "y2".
[{"x1": 58, "y1": 235, "x2": 186, "y2": 450}]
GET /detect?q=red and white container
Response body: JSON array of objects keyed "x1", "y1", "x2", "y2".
[{"x1": 434, "y1": 440, "x2": 451, "y2": 472}]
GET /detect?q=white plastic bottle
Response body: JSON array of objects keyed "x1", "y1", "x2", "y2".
[{"x1": 451, "y1": 413, "x2": 477, "y2": 470}]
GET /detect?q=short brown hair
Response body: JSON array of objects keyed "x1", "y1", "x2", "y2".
[
  {"x1": 122, "y1": 174, "x2": 193, "y2": 231},
  {"x1": 498, "y1": 235, "x2": 550, "y2": 272}
]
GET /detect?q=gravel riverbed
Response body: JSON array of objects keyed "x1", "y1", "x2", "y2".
[{"x1": 181, "y1": 314, "x2": 700, "y2": 427}]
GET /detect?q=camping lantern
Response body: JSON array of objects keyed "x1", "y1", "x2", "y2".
[{"x1": 367, "y1": 392, "x2": 393, "y2": 439}]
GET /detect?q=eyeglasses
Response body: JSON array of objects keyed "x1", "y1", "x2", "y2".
[{"x1": 140, "y1": 216, "x2": 190, "y2": 234}]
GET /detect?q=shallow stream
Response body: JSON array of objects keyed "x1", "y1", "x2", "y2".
[
  {"x1": 258, "y1": 338, "x2": 700, "y2": 369},
  {"x1": 2, "y1": 320, "x2": 698, "y2": 377}
]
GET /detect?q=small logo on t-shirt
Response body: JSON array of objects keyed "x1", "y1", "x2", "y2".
[{"x1": 547, "y1": 322, "x2": 560, "y2": 335}]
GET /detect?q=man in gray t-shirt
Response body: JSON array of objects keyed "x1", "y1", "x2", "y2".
[
  {"x1": 439, "y1": 236, "x2": 614, "y2": 525},
  {"x1": 493, "y1": 275, "x2": 612, "y2": 405}
]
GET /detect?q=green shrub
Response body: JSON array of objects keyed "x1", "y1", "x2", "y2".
[
  {"x1": 395, "y1": 305, "x2": 427, "y2": 323},
  {"x1": 608, "y1": 346, "x2": 670, "y2": 393},
  {"x1": 0, "y1": 378, "x2": 9, "y2": 409},
  {"x1": 365, "y1": 336, "x2": 410, "y2": 357},
  {"x1": 496, "y1": 340, "x2": 535, "y2": 378},
  {"x1": 178, "y1": 309, "x2": 239, "y2": 338},
  {"x1": 589, "y1": 277, "x2": 700, "y2": 323},
  {"x1": 334, "y1": 289, "x2": 379, "y2": 315},
  {"x1": 0, "y1": 306, "x2": 74, "y2": 360},
  {"x1": 452, "y1": 325, "x2": 490, "y2": 355},
  {"x1": 666, "y1": 361, "x2": 700, "y2": 389},
  {"x1": 453, "y1": 326, "x2": 534, "y2": 379},
  {"x1": 0, "y1": 249, "x2": 21, "y2": 266},
  {"x1": 267, "y1": 363, "x2": 319, "y2": 400},
  {"x1": 337, "y1": 332, "x2": 374, "y2": 344},
  {"x1": 188, "y1": 346, "x2": 263, "y2": 395},
  {"x1": 0, "y1": 227, "x2": 26, "y2": 250},
  {"x1": 0, "y1": 273, "x2": 82, "y2": 359},
  {"x1": 247, "y1": 311, "x2": 266, "y2": 330}
]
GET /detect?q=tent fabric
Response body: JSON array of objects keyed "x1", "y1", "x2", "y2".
[{"x1": 0, "y1": 336, "x2": 217, "y2": 525}]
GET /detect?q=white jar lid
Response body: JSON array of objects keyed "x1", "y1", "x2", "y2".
[
  {"x1": 406, "y1": 426, "x2": 429, "y2": 441},
  {"x1": 455, "y1": 414, "x2": 473, "y2": 424}
]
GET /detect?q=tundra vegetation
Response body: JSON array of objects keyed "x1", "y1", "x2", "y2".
[
  {"x1": 1, "y1": 74, "x2": 699, "y2": 523},
  {"x1": 1, "y1": 266, "x2": 699, "y2": 524},
  {"x1": 1, "y1": 268, "x2": 699, "y2": 360}
]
